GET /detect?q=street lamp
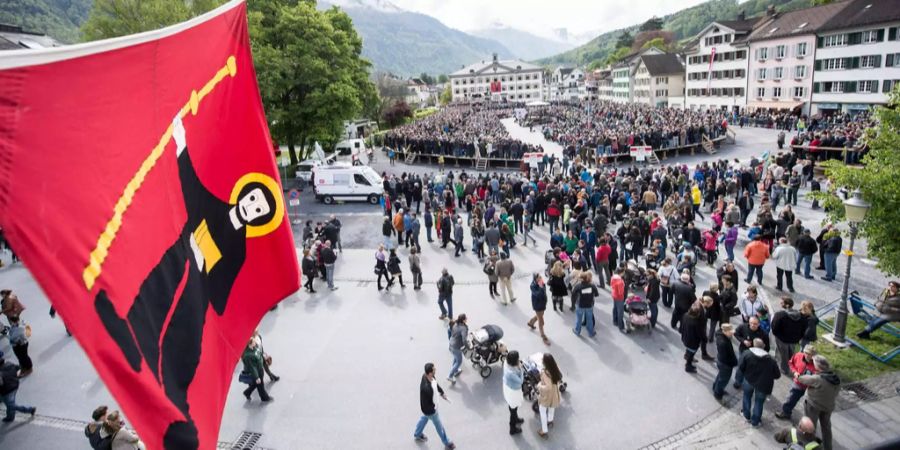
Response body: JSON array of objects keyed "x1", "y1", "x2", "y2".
[{"x1": 826, "y1": 189, "x2": 871, "y2": 347}]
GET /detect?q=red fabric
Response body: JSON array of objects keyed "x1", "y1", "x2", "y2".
[
  {"x1": 0, "y1": 3, "x2": 299, "y2": 449},
  {"x1": 595, "y1": 244, "x2": 611, "y2": 263},
  {"x1": 789, "y1": 353, "x2": 817, "y2": 389},
  {"x1": 611, "y1": 275, "x2": 625, "y2": 301}
]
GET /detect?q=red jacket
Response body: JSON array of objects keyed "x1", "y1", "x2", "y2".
[
  {"x1": 789, "y1": 352, "x2": 816, "y2": 389},
  {"x1": 611, "y1": 275, "x2": 625, "y2": 301},
  {"x1": 595, "y1": 244, "x2": 611, "y2": 263}
]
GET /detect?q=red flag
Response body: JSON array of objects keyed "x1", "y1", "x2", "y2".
[
  {"x1": 0, "y1": 2, "x2": 299, "y2": 449},
  {"x1": 707, "y1": 47, "x2": 716, "y2": 93}
]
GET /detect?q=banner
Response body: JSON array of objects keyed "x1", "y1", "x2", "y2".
[{"x1": 0, "y1": 2, "x2": 299, "y2": 449}]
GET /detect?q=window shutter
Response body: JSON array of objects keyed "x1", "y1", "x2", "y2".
[
  {"x1": 813, "y1": 82, "x2": 820, "y2": 93},
  {"x1": 851, "y1": 57, "x2": 860, "y2": 69},
  {"x1": 890, "y1": 27, "x2": 898, "y2": 41},
  {"x1": 872, "y1": 80, "x2": 879, "y2": 92},
  {"x1": 817, "y1": 37, "x2": 824, "y2": 48},
  {"x1": 888, "y1": 54, "x2": 896, "y2": 67},
  {"x1": 874, "y1": 55, "x2": 882, "y2": 68},
  {"x1": 878, "y1": 29, "x2": 885, "y2": 42},
  {"x1": 845, "y1": 81, "x2": 856, "y2": 93},
  {"x1": 884, "y1": 80, "x2": 893, "y2": 93},
  {"x1": 849, "y1": 32, "x2": 862, "y2": 45},
  {"x1": 815, "y1": 60, "x2": 822, "y2": 71}
]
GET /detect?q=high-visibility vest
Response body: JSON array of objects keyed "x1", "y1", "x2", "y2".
[{"x1": 787, "y1": 428, "x2": 820, "y2": 450}]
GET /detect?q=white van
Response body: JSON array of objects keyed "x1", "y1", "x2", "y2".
[
  {"x1": 335, "y1": 139, "x2": 372, "y2": 166},
  {"x1": 295, "y1": 155, "x2": 339, "y2": 182},
  {"x1": 313, "y1": 165, "x2": 383, "y2": 205}
]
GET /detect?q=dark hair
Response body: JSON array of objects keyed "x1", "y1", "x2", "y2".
[
  {"x1": 449, "y1": 313, "x2": 467, "y2": 328},
  {"x1": 236, "y1": 181, "x2": 277, "y2": 226},
  {"x1": 781, "y1": 297, "x2": 794, "y2": 308},
  {"x1": 92, "y1": 405, "x2": 109, "y2": 421},
  {"x1": 542, "y1": 353, "x2": 562, "y2": 384},
  {"x1": 507, "y1": 350, "x2": 520, "y2": 366},
  {"x1": 424, "y1": 363, "x2": 435, "y2": 375}
]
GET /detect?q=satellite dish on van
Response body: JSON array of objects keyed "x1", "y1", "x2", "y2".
[{"x1": 314, "y1": 141, "x2": 326, "y2": 161}]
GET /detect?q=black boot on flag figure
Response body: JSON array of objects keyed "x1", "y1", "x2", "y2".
[{"x1": 94, "y1": 116, "x2": 284, "y2": 450}]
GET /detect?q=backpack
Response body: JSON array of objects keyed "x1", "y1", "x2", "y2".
[{"x1": 84, "y1": 423, "x2": 113, "y2": 450}]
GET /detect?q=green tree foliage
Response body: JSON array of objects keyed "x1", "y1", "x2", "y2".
[
  {"x1": 439, "y1": 85, "x2": 452, "y2": 106},
  {"x1": 437, "y1": 74, "x2": 449, "y2": 84},
  {"x1": 418, "y1": 73, "x2": 435, "y2": 85},
  {"x1": 616, "y1": 30, "x2": 634, "y2": 49},
  {"x1": 640, "y1": 16, "x2": 664, "y2": 32},
  {"x1": 813, "y1": 85, "x2": 900, "y2": 276},
  {"x1": 604, "y1": 47, "x2": 631, "y2": 66},
  {"x1": 811, "y1": 0, "x2": 834, "y2": 5},
  {"x1": 0, "y1": 0, "x2": 92, "y2": 43},
  {"x1": 382, "y1": 100, "x2": 412, "y2": 128},
  {"x1": 82, "y1": 0, "x2": 223, "y2": 41},
  {"x1": 632, "y1": 30, "x2": 675, "y2": 52}
]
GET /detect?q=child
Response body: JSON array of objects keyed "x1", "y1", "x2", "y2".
[
  {"x1": 7, "y1": 316, "x2": 33, "y2": 378},
  {"x1": 755, "y1": 304, "x2": 771, "y2": 334}
]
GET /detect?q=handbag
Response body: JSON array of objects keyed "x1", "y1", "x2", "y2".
[
  {"x1": 24, "y1": 324, "x2": 32, "y2": 339},
  {"x1": 264, "y1": 354, "x2": 273, "y2": 366},
  {"x1": 238, "y1": 370, "x2": 253, "y2": 384}
]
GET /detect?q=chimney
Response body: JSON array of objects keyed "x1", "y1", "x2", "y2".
[{"x1": 737, "y1": 10, "x2": 745, "y2": 21}]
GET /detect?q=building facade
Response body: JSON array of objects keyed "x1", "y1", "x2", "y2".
[
  {"x1": 449, "y1": 54, "x2": 544, "y2": 102},
  {"x1": 633, "y1": 53, "x2": 685, "y2": 107},
  {"x1": 810, "y1": 0, "x2": 900, "y2": 115},
  {"x1": 684, "y1": 17, "x2": 763, "y2": 111},
  {"x1": 550, "y1": 67, "x2": 586, "y2": 101},
  {"x1": 611, "y1": 48, "x2": 662, "y2": 103}
]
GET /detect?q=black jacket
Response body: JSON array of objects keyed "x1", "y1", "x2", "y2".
[
  {"x1": 680, "y1": 311, "x2": 706, "y2": 348},
  {"x1": 301, "y1": 257, "x2": 317, "y2": 277},
  {"x1": 738, "y1": 348, "x2": 781, "y2": 395},
  {"x1": 0, "y1": 361, "x2": 20, "y2": 395},
  {"x1": 531, "y1": 281, "x2": 548, "y2": 312},
  {"x1": 735, "y1": 323, "x2": 770, "y2": 353},
  {"x1": 719, "y1": 288, "x2": 738, "y2": 323},
  {"x1": 573, "y1": 282, "x2": 598, "y2": 308},
  {"x1": 646, "y1": 277, "x2": 660, "y2": 303},
  {"x1": 321, "y1": 247, "x2": 337, "y2": 265},
  {"x1": 771, "y1": 309, "x2": 805, "y2": 344},
  {"x1": 715, "y1": 330, "x2": 738, "y2": 367},
  {"x1": 419, "y1": 375, "x2": 444, "y2": 415},
  {"x1": 796, "y1": 235, "x2": 818, "y2": 256},
  {"x1": 672, "y1": 280, "x2": 696, "y2": 311}
]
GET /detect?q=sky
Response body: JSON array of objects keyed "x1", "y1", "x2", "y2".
[{"x1": 386, "y1": 0, "x2": 711, "y2": 40}]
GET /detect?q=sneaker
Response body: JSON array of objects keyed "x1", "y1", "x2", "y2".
[
  {"x1": 414, "y1": 435, "x2": 428, "y2": 442},
  {"x1": 330, "y1": 287, "x2": 339, "y2": 291},
  {"x1": 1, "y1": 417, "x2": 12, "y2": 423},
  {"x1": 510, "y1": 427, "x2": 522, "y2": 435},
  {"x1": 244, "y1": 391, "x2": 251, "y2": 400},
  {"x1": 685, "y1": 365, "x2": 698, "y2": 373},
  {"x1": 261, "y1": 397, "x2": 274, "y2": 402},
  {"x1": 751, "y1": 422, "x2": 761, "y2": 428},
  {"x1": 774, "y1": 411, "x2": 791, "y2": 420},
  {"x1": 446, "y1": 443, "x2": 456, "y2": 449}
]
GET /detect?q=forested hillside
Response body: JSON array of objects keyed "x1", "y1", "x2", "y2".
[{"x1": 0, "y1": 0, "x2": 92, "y2": 43}]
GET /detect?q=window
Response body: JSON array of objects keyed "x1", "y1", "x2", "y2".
[
  {"x1": 774, "y1": 67, "x2": 784, "y2": 80},
  {"x1": 860, "y1": 55, "x2": 879, "y2": 68},
  {"x1": 862, "y1": 30, "x2": 879, "y2": 43},
  {"x1": 757, "y1": 68, "x2": 767, "y2": 80},
  {"x1": 333, "y1": 174, "x2": 351, "y2": 185},
  {"x1": 793, "y1": 86, "x2": 805, "y2": 98},
  {"x1": 353, "y1": 174, "x2": 371, "y2": 186},
  {"x1": 796, "y1": 42, "x2": 808, "y2": 57},
  {"x1": 756, "y1": 87, "x2": 766, "y2": 98},
  {"x1": 830, "y1": 82, "x2": 844, "y2": 93},
  {"x1": 858, "y1": 80, "x2": 876, "y2": 93},
  {"x1": 884, "y1": 80, "x2": 900, "y2": 93},
  {"x1": 794, "y1": 65, "x2": 807, "y2": 79},
  {"x1": 757, "y1": 47, "x2": 769, "y2": 61},
  {"x1": 736, "y1": 50, "x2": 747, "y2": 60},
  {"x1": 772, "y1": 87, "x2": 782, "y2": 98},
  {"x1": 823, "y1": 58, "x2": 847, "y2": 70},
  {"x1": 887, "y1": 53, "x2": 900, "y2": 67},
  {"x1": 823, "y1": 34, "x2": 847, "y2": 47},
  {"x1": 776, "y1": 45, "x2": 786, "y2": 59}
]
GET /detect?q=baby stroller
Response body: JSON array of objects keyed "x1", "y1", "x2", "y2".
[
  {"x1": 522, "y1": 352, "x2": 568, "y2": 412},
  {"x1": 624, "y1": 295, "x2": 652, "y2": 334},
  {"x1": 468, "y1": 324, "x2": 507, "y2": 378},
  {"x1": 624, "y1": 259, "x2": 648, "y2": 290}
]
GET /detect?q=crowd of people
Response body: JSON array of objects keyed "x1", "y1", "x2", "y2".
[{"x1": 334, "y1": 144, "x2": 900, "y2": 449}]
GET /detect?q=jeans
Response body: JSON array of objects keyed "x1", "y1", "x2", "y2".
[
  {"x1": 438, "y1": 294, "x2": 453, "y2": 318},
  {"x1": 613, "y1": 300, "x2": 625, "y2": 330},
  {"x1": 824, "y1": 252, "x2": 838, "y2": 280},
  {"x1": 712, "y1": 362, "x2": 734, "y2": 397},
  {"x1": 426, "y1": 226, "x2": 433, "y2": 242},
  {"x1": 412, "y1": 270, "x2": 423, "y2": 288},
  {"x1": 775, "y1": 268, "x2": 793, "y2": 291},
  {"x1": 741, "y1": 380, "x2": 767, "y2": 426},
  {"x1": 414, "y1": 412, "x2": 451, "y2": 446},
  {"x1": 595, "y1": 261, "x2": 610, "y2": 287},
  {"x1": 574, "y1": 306, "x2": 595, "y2": 336},
  {"x1": 781, "y1": 386, "x2": 806, "y2": 415},
  {"x1": 745, "y1": 264, "x2": 763, "y2": 284},
  {"x1": 864, "y1": 317, "x2": 891, "y2": 333},
  {"x1": 449, "y1": 347, "x2": 463, "y2": 379},
  {"x1": 796, "y1": 254, "x2": 812, "y2": 278},
  {"x1": 2, "y1": 390, "x2": 34, "y2": 420},
  {"x1": 661, "y1": 285, "x2": 673, "y2": 307},
  {"x1": 788, "y1": 187, "x2": 799, "y2": 205},
  {"x1": 725, "y1": 244, "x2": 735, "y2": 262},
  {"x1": 325, "y1": 264, "x2": 335, "y2": 289},
  {"x1": 649, "y1": 301, "x2": 658, "y2": 327}
]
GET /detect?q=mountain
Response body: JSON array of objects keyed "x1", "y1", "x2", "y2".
[
  {"x1": 323, "y1": 0, "x2": 514, "y2": 77},
  {"x1": 0, "y1": 0, "x2": 92, "y2": 43},
  {"x1": 470, "y1": 24, "x2": 573, "y2": 61},
  {"x1": 537, "y1": 0, "x2": 814, "y2": 67}
]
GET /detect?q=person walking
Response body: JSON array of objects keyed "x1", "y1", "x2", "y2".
[
  {"x1": 495, "y1": 253, "x2": 516, "y2": 305},
  {"x1": 548, "y1": 261, "x2": 568, "y2": 312},
  {"x1": 738, "y1": 338, "x2": 781, "y2": 428},
  {"x1": 800, "y1": 300, "x2": 819, "y2": 349},
  {"x1": 252, "y1": 329, "x2": 279, "y2": 383},
  {"x1": 528, "y1": 273, "x2": 551, "y2": 345},
  {"x1": 611, "y1": 268, "x2": 626, "y2": 333},
  {"x1": 375, "y1": 245, "x2": 389, "y2": 291},
  {"x1": 103, "y1": 410, "x2": 145, "y2": 450},
  {"x1": 453, "y1": 218, "x2": 465, "y2": 257},
  {"x1": 572, "y1": 272, "x2": 598, "y2": 337},
  {"x1": 321, "y1": 241, "x2": 338, "y2": 291},
  {"x1": 671, "y1": 273, "x2": 696, "y2": 330},
  {"x1": 437, "y1": 269, "x2": 455, "y2": 320},
  {"x1": 712, "y1": 324, "x2": 738, "y2": 400},
  {"x1": 771, "y1": 297, "x2": 806, "y2": 375},
  {"x1": 772, "y1": 238, "x2": 798, "y2": 293},
  {"x1": 447, "y1": 315, "x2": 468, "y2": 383},
  {"x1": 733, "y1": 317, "x2": 771, "y2": 389},
  {"x1": 659, "y1": 257, "x2": 677, "y2": 308},
  {"x1": 680, "y1": 302, "x2": 706, "y2": 373},
  {"x1": 413, "y1": 363, "x2": 455, "y2": 449},
  {"x1": 382, "y1": 216, "x2": 395, "y2": 250},
  {"x1": 240, "y1": 338, "x2": 273, "y2": 402},
  {"x1": 775, "y1": 345, "x2": 817, "y2": 420},
  {"x1": 409, "y1": 248, "x2": 423, "y2": 290},
  {"x1": 301, "y1": 249, "x2": 317, "y2": 293},
  {"x1": 594, "y1": 238, "x2": 612, "y2": 288},
  {"x1": 821, "y1": 231, "x2": 842, "y2": 282},
  {"x1": 795, "y1": 229, "x2": 817, "y2": 280},
  {"x1": 0, "y1": 290, "x2": 24, "y2": 324},
  {"x1": 857, "y1": 280, "x2": 900, "y2": 339},
  {"x1": 744, "y1": 236, "x2": 770, "y2": 285},
  {"x1": 484, "y1": 251, "x2": 500, "y2": 298},
  {"x1": 536, "y1": 354, "x2": 563, "y2": 439},
  {"x1": 502, "y1": 351, "x2": 525, "y2": 435},
  {"x1": 798, "y1": 355, "x2": 840, "y2": 450},
  {"x1": 386, "y1": 249, "x2": 406, "y2": 289},
  {"x1": 0, "y1": 357, "x2": 36, "y2": 422},
  {"x1": 646, "y1": 269, "x2": 661, "y2": 328},
  {"x1": 723, "y1": 222, "x2": 738, "y2": 262},
  {"x1": 5, "y1": 316, "x2": 33, "y2": 377}
]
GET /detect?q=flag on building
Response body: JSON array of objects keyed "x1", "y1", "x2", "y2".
[{"x1": 0, "y1": 1, "x2": 299, "y2": 449}]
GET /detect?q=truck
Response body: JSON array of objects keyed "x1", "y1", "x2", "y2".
[
  {"x1": 312, "y1": 165, "x2": 383, "y2": 205},
  {"x1": 334, "y1": 138, "x2": 373, "y2": 166}
]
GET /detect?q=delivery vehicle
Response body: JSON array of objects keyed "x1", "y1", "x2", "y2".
[
  {"x1": 335, "y1": 139, "x2": 372, "y2": 166},
  {"x1": 295, "y1": 154, "x2": 338, "y2": 183},
  {"x1": 312, "y1": 165, "x2": 383, "y2": 205}
]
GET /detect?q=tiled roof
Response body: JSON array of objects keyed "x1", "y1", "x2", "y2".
[
  {"x1": 819, "y1": 0, "x2": 900, "y2": 32},
  {"x1": 640, "y1": 53, "x2": 683, "y2": 75},
  {"x1": 450, "y1": 59, "x2": 542, "y2": 76},
  {"x1": 748, "y1": 1, "x2": 849, "y2": 41}
]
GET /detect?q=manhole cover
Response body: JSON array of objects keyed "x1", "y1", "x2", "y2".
[
  {"x1": 231, "y1": 431, "x2": 263, "y2": 450},
  {"x1": 843, "y1": 383, "x2": 880, "y2": 401}
]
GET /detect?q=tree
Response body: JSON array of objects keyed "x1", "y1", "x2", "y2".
[
  {"x1": 616, "y1": 30, "x2": 633, "y2": 49},
  {"x1": 813, "y1": 85, "x2": 900, "y2": 276},
  {"x1": 640, "y1": 16, "x2": 663, "y2": 32},
  {"x1": 632, "y1": 30, "x2": 676, "y2": 52},
  {"x1": 382, "y1": 100, "x2": 412, "y2": 128},
  {"x1": 418, "y1": 73, "x2": 435, "y2": 85},
  {"x1": 437, "y1": 74, "x2": 449, "y2": 84},
  {"x1": 587, "y1": 60, "x2": 605, "y2": 71},
  {"x1": 82, "y1": 0, "x2": 222, "y2": 40},
  {"x1": 604, "y1": 47, "x2": 631, "y2": 66},
  {"x1": 439, "y1": 84, "x2": 452, "y2": 105}
]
